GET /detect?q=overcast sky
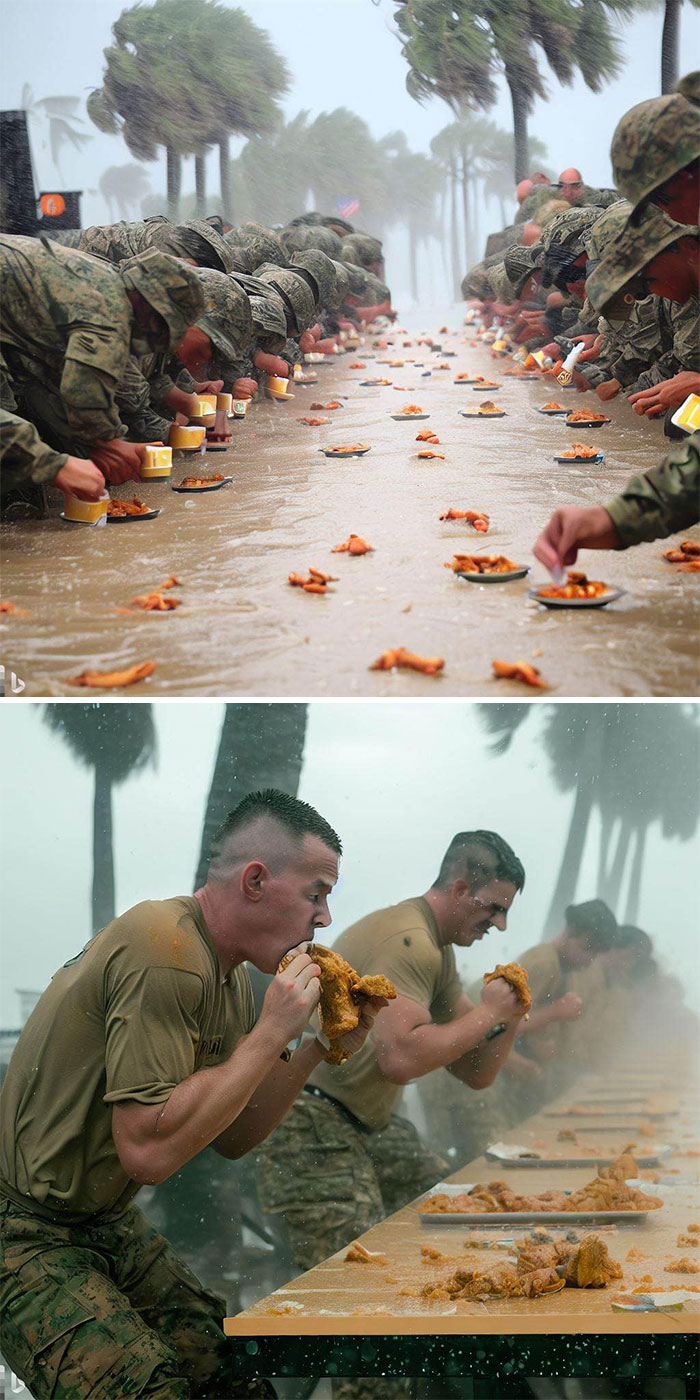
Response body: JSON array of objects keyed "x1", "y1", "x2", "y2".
[
  {"x1": 2, "y1": 0, "x2": 699, "y2": 234},
  {"x1": 1, "y1": 701, "x2": 698, "y2": 1028}
]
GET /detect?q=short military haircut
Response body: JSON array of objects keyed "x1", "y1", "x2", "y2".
[
  {"x1": 433, "y1": 830, "x2": 525, "y2": 893},
  {"x1": 614, "y1": 923, "x2": 653, "y2": 956},
  {"x1": 208, "y1": 788, "x2": 342, "y2": 877},
  {"x1": 564, "y1": 898, "x2": 617, "y2": 949}
]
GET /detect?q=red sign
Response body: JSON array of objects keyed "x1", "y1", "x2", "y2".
[{"x1": 40, "y1": 193, "x2": 66, "y2": 217}]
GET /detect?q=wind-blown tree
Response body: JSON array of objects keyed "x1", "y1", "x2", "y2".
[
  {"x1": 430, "y1": 124, "x2": 464, "y2": 298},
  {"x1": 42, "y1": 704, "x2": 157, "y2": 935},
  {"x1": 232, "y1": 112, "x2": 316, "y2": 227},
  {"x1": 380, "y1": 133, "x2": 445, "y2": 300},
  {"x1": 393, "y1": 0, "x2": 634, "y2": 180},
  {"x1": 100, "y1": 163, "x2": 152, "y2": 221},
  {"x1": 657, "y1": 0, "x2": 700, "y2": 92},
  {"x1": 22, "y1": 85, "x2": 92, "y2": 178},
  {"x1": 88, "y1": 0, "x2": 288, "y2": 221},
  {"x1": 478, "y1": 704, "x2": 699, "y2": 931}
]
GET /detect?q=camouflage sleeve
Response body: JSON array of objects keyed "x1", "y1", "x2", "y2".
[
  {"x1": 605, "y1": 433, "x2": 700, "y2": 547},
  {"x1": 628, "y1": 297, "x2": 700, "y2": 392},
  {"x1": 59, "y1": 327, "x2": 129, "y2": 440},
  {"x1": 0, "y1": 408, "x2": 68, "y2": 486},
  {"x1": 175, "y1": 367, "x2": 198, "y2": 394},
  {"x1": 115, "y1": 357, "x2": 172, "y2": 444}
]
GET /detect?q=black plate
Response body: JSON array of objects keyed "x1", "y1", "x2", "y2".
[
  {"x1": 171, "y1": 476, "x2": 232, "y2": 493},
  {"x1": 319, "y1": 447, "x2": 371, "y2": 458},
  {"x1": 456, "y1": 565, "x2": 529, "y2": 583},
  {"x1": 553, "y1": 453, "x2": 605, "y2": 464},
  {"x1": 107, "y1": 507, "x2": 161, "y2": 522},
  {"x1": 564, "y1": 417, "x2": 611, "y2": 428},
  {"x1": 537, "y1": 407, "x2": 569, "y2": 415}
]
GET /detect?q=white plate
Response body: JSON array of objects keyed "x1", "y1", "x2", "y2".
[
  {"x1": 457, "y1": 565, "x2": 529, "y2": 583},
  {"x1": 319, "y1": 447, "x2": 371, "y2": 458},
  {"x1": 171, "y1": 476, "x2": 232, "y2": 493},
  {"x1": 391, "y1": 412, "x2": 430, "y2": 421},
  {"x1": 537, "y1": 407, "x2": 569, "y2": 415},
  {"x1": 529, "y1": 586, "x2": 624, "y2": 609},
  {"x1": 416, "y1": 1182, "x2": 658, "y2": 1225},
  {"x1": 459, "y1": 410, "x2": 506, "y2": 418},
  {"x1": 486, "y1": 1141, "x2": 673, "y2": 1168}
]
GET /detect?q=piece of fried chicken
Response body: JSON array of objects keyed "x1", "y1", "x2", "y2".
[{"x1": 278, "y1": 943, "x2": 396, "y2": 1065}]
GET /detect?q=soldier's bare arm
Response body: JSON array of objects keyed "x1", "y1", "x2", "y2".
[{"x1": 371, "y1": 985, "x2": 520, "y2": 1088}]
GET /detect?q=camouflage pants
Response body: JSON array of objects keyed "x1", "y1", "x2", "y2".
[
  {"x1": 0, "y1": 1194, "x2": 274, "y2": 1399},
  {"x1": 256, "y1": 1094, "x2": 449, "y2": 1400}
]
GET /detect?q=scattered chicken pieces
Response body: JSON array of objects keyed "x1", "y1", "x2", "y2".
[
  {"x1": 492, "y1": 660, "x2": 550, "y2": 691},
  {"x1": 665, "y1": 1258, "x2": 700, "y2": 1274},
  {"x1": 440, "y1": 509, "x2": 489, "y2": 532},
  {"x1": 677, "y1": 1234, "x2": 699, "y2": 1248},
  {"x1": 420, "y1": 1234, "x2": 621, "y2": 1302},
  {"x1": 297, "y1": 416, "x2": 330, "y2": 426},
  {"x1": 663, "y1": 540, "x2": 700, "y2": 566},
  {"x1": 541, "y1": 401, "x2": 566, "y2": 411},
  {"x1": 310, "y1": 401, "x2": 343, "y2": 411},
  {"x1": 397, "y1": 404, "x2": 424, "y2": 414},
  {"x1": 447, "y1": 554, "x2": 517, "y2": 574},
  {"x1": 129, "y1": 591, "x2": 181, "y2": 612},
  {"x1": 416, "y1": 430, "x2": 440, "y2": 442},
  {"x1": 560, "y1": 442, "x2": 601, "y2": 459},
  {"x1": 344, "y1": 1243, "x2": 389, "y2": 1265},
  {"x1": 539, "y1": 572, "x2": 609, "y2": 600},
  {"x1": 566, "y1": 410, "x2": 609, "y2": 423},
  {"x1": 484, "y1": 963, "x2": 532, "y2": 1015},
  {"x1": 455, "y1": 372, "x2": 475, "y2": 381},
  {"x1": 370, "y1": 647, "x2": 444, "y2": 676},
  {"x1": 436, "y1": 362, "x2": 450, "y2": 370},
  {"x1": 288, "y1": 568, "x2": 338, "y2": 594},
  {"x1": 107, "y1": 497, "x2": 151, "y2": 517},
  {"x1": 331, "y1": 534, "x2": 373, "y2": 556},
  {"x1": 160, "y1": 576, "x2": 181, "y2": 590},
  {"x1": 68, "y1": 661, "x2": 157, "y2": 689},
  {"x1": 475, "y1": 399, "x2": 505, "y2": 414},
  {"x1": 421, "y1": 1246, "x2": 445, "y2": 1262},
  {"x1": 417, "y1": 450, "x2": 446, "y2": 459},
  {"x1": 688, "y1": 1224, "x2": 700, "y2": 1233},
  {"x1": 0, "y1": 602, "x2": 31, "y2": 617},
  {"x1": 348, "y1": 362, "x2": 366, "y2": 369}
]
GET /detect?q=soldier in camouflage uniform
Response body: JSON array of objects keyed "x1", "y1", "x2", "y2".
[
  {"x1": 0, "y1": 407, "x2": 105, "y2": 513},
  {"x1": 610, "y1": 82, "x2": 699, "y2": 220},
  {"x1": 0, "y1": 237, "x2": 205, "y2": 493},
  {"x1": 51, "y1": 216, "x2": 233, "y2": 273},
  {"x1": 554, "y1": 168, "x2": 620, "y2": 210}
]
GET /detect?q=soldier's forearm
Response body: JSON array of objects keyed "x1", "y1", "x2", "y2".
[
  {"x1": 0, "y1": 408, "x2": 68, "y2": 485},
  {"x1": 605, "y1": 445, "x2": 700, "y2": 547},
  {"x1": 211, "y1": 1036, "x2": 326, "y2": 1159}
]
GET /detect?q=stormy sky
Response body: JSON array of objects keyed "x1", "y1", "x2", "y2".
[
  {"x1": 2, "y1": 0, "x2": 699, "y2": 302},
  {"x1": 1, "y1": 701, "x2": 698, "y2": 1028}
]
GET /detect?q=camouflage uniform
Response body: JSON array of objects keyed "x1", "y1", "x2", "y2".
[
  {"x1": 568, "y1": 184, "x2": 620, "y2": 209},
  {"x1": 605, "y1": 431, "x2": 699, "y2": 545},
  {"x1": 340, "y1": 234, "x2": 383, "y2": 271},
  {"x1": 610, "y1": 85, "x2": 700, "y2": 212},
  {"x1": 50, "y1": 217, "x2": 233, "y2": 273},
  {"x1": 0, "y1": 1193, "x2": 273, "y2": 1399},
  {"x1": 515, "y1": 184, "x2": 557, "y2": 225},
  {"x1": 254, "y1": 265, "x2": 318, "y2": 335},
  {"x1": 586, "y1": 204, "x2": 698, "y2": 317},
  {"x1": 236, "y1": 223, "x2": 288, "y2": 270},
  {"x1": 0, "y1": 237, "x2": 204, "y2": 460},
  {"x1": 0, "y1": 408, "x2": 68, "y2": 489}
]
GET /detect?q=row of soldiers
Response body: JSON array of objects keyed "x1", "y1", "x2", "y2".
[
  {"x1": 0, "y1": 211, "x2": 391, "y2": 519},
  {"x1": 462, "y1": 75, "x2": 700, "y2": 572}
]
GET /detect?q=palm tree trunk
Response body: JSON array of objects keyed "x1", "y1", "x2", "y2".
[
  {"x1": 409, "y1": 223, "x2": 418, "y2": 302},
  {"x1": 449, "y1": 159, "x2": 461, "y2": 300},
  {"x1": 194, "y1": 153, "x2": 207, "y2": 217},
  {"x1": 597, "y1": 811, "x2": 614, "y2": 892},
  {"x1": 624, "y1": 826, "x2": 647, "y2": 924},
  {"x1": 661, "y1": 0, "x2": 681, "y2": 93},
  {"x1": 506, "y1": 74, "x2": 529, "y2": 182},
  {"x1": 166, "y1": 146, "x2": 181, "y2": 221},
  {"x1": 193, "y1": 703, "x2": 308, "y2": 891},
  {"x1": 499, "y1": 196, "x2": 507, "y2": 227},
  {"x1": 460, "y1": 148, "x2": 471, "y2": 268},
  {"x1": 92, "y1": 768, "x2": 114, "y2": 935},
  {"x1": 601, "y1": 821, "x2": 632, "y2": 911},
  {"x1": 219, "y1": 134, "x2": 232, "y2": 221},
  {"x1": 542, "y1": 783, "x2": 594, "y2": 936}
]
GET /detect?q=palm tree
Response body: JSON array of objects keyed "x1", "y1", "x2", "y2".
[
  {"x1": 658, "y1": 0, "x2": 700, "y2": 92},
  {"x1": 42, "y1": 704, "x2": 157, "y2": 934},
  {"x1": 430, "y1": 125, "x2": 464, "y2": 298},
  {"x1": 393, "y1": 0, "x2": 636, "y2": 180},
  {"x1": 381, "y1": 135, "x2": 445, "y2": 300},
  {"x1": 193, "y1": 704, "x2": 308, "y2": 891},
  {"x1": 22, "y1": 85, "x2": 92, "y2": 179},
  {"x1": 233, "y1": 111, "x2": 315, "y2": 226},
  {"x1": 478, "y1": 704, "x2": 699, "y2": 934},
  {"x1": 100, "y1": 163, "x2": 152, "y2": 220}
]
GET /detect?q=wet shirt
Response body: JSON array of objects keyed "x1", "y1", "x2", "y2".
[
  {"x1": 0, "y1": 897, "x2": 255, "y2": 1223},
  {"x1": 309, "y1": 897, "x2": 463, "y2": 1131},
  {"x1": 516, "y1": 942, "x2": 566, "y2": 1060}
]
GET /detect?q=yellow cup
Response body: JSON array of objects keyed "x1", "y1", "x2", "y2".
[
  {"x1": 169, "y1": 424, "x2": 207, "y2": 451},
  {"x1": 266, "y1": 374, "x2": 291, "y2": 398},
  {"x1": 671, "y1": 392, "x2": 700, "y2": 434},
  {"x1": 140, "y1": 444, "x2": 172, "y2": 479},
  {"x1": 216, "y1": 392, "x2": 233, "y2": 413},
  {"x1": 190, "y1": 394, "x2": 217, "y2": 425},
  {"x1": 64, "y1": 492, "x2": 109, "y2": 523}
]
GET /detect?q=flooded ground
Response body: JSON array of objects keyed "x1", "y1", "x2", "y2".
[{"x1": 1, "y1": 313, "x2": 698, "y2": 697}]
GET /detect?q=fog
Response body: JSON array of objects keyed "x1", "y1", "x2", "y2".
[
  {"x1": 1, "y1": 701, "x2": 698, "y2": 1029},
  {"x1": 2, "y1": 0, "x2": 699, "y2": 305}
]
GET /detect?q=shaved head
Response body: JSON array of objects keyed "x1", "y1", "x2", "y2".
[
  {"x1": 559, "y1": 168, "x2": 583, "y2": 185},
  {"x1": 531, "y1": 172, "x2": 550, "y2": 185},
  {"x1": 522, "y1": 221, "x2": 542, "y2": 246},
  {"x1": 516, "y1": 179, "x2": 533, "y2": 203},
  {"x1": 207, "y1": 788, "x2": 341, "y2": 882}
]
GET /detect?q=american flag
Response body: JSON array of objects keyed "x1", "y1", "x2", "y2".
[{"x1": 337, "y1": 197, "x2": 360, "y2": 219}]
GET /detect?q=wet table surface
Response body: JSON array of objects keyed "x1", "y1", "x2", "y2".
[
  {"x1": 2, "y1": 319, "x2": 698, "y2": 697},
  {"x1": 225, "y1": 1068, "x2": 700, "y2": 1340}
]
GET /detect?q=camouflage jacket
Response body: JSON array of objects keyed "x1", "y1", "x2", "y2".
[
  {"x1": 0, "y1": 408, "x2": 68, "y2": 487},
  {"x1": 577, "y1": 296, "x2": 670, "y2": 388},
  {"x1": 626, "y1": 296, "x2": 699, "y2": 394},
  {"x1": 115, "y1": 357, "x2": 173, "y2": 444},
  {"x1": 606, "y1": 431, "x2": 700, "y2": 546},
  {"x1": 0, "y1": 235, "x2": 132, "y2": 442}
]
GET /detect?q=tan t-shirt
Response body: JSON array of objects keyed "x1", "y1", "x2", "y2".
[
  {"x1": 517, "y1": 941, "x2": 566, "y2": 1059},
  {"x1": 309, "y1": 897, "x2": 463, "y2": 1130},
  {"x1": 0, "y1": 896, "x2": 255, "y2": 1222}
]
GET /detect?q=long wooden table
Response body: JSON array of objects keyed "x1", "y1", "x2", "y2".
[{"x1": 224, "y1": 1065, "x2": 700, "y2": 1394}]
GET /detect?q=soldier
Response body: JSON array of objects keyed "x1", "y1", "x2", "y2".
[
  {"x1": 554, "y1": 167, "x2": 619, "y2": 209},
  {"x1": 610, "y1": 82, "x2": 699, "y2": 224},
  {"x1": 257, "y1": 831, "x2": 527, "y2": 1276},
  {"x1": 51, "y1": 215, "x2": 234, "y2": 273},
  {"x1": 0, "y1": 790, "x2": 387, "y2": 1400},
  {"x1": 0, "y1": 236, "x2": 205, "y2": 491},
  {"x1": 0, "y1": 408, "x2": 106, "y2": 515}
]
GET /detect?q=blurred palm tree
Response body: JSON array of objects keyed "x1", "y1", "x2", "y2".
[
  {"x1": 380, "y1": 133, "x2": 445, "y2": 300},
  {"x1": 233, "y1": 111, "x2": 315, "y2": 226},
  {"x1": 22, "y1": 85, "x2": 92, "y2": 179},
  {"x1": 478, "y1": 704, "x2": 699, "y2": 932},
  {"x1": 100, "y1": 163, "x2": 152, "y2": 221},
  {"x1": 656, "y1": 0, "x2": 700, "y2": 92},
  {"x1": 87, "y1": 0, "x2": 287, "y2": 221},
  {"x1": 393, "y1": 0, "x2": 637, "y2": 180},
  {"x1": 42, "y1": 704, "x2": 157, "y2": 934}
]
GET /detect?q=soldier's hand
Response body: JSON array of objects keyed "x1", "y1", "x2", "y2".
[
  {"x1": 534, "y1": 505, "x2": 621, "y2": 573},
  {"x1": 253, "y1": 351, "x2": 289, "y2": 378},
  {"x1": 233, "y1": 377, "x2": 259, "y2": 400},
  {"x1": 91, "y1": 439, "x2": 143, "y2": 484},
  {"x1": 554, "y1": 992, "x2": 583, "y2": 1022},
  {"x1": 166, "y1": 387, "x2": 200, "y2": 418},
  {"x1": 260, "y1": 944, "x2": 321, "y2": 1044},
  {"x1": 596, "y1": 378, "x2": 621, "y2": 402},
  {"x1": 628, "y1": 372, "x2": 700, "y2": 417},
  {"x1": 480, "y1": 977, "x2": 523, "y2": 1020},
  {"x1": 193, "y1": 379, "x2": 224, "y2": 394},
  {"x1": 333, "y1": 998, "x2": 389, "y2": 1059},
  {"x1": 54, "y1": 456, "x2": 106, "y2": 500}
]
